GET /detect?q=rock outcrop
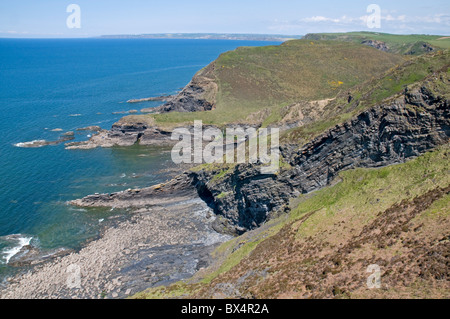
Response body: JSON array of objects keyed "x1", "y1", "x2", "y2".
[
  {"x1": 15, "y1": 134, "x2": 75, "y2": 148},
  {"x1": 76, "y1": 126, "x2": 102, "y2": 132},
  {"x1": 127, "y1": 95, "x2": 175, "y2": 104},
  {"x1": 155, "y1": 62, "x2": 218, "y2": 113},
  {"x1": 361, "y1": 39, "x2": 389, "y2": 52},
  {"x1": 65, "y1": 117, "x2": 176, "y2": 149}
]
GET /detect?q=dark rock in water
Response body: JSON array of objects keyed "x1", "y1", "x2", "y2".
[
  {"x1": 14, "y1": 140, "x2": 55, "y2": 148},
  {"x1": 15, "y1": 133, "x2": 75, "y2": 148},
  {"x1": 127, "y1": 95, "x2": 175, "y2": 104},
  {"x1": 189, "y1": 166, "x2": 295, "y2": 235},
  {"x1": 76, "y1": 126, "x2": 101, "y2": 132},
  {"x1": 8, "y1": 245, "x2": 72, "y2": 267}
]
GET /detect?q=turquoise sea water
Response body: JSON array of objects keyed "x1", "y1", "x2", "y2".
[{"x1": 0, "y1": 38, "x2": 281, "y2": 276}]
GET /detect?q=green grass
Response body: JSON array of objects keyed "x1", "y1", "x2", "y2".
[
  {"x1": 284, "y1": 49, "x2": 450, "y2": 145},
  {"x1": 136, "y1": 40, "x2": 405, "y2": 128},
  {"x1": 132, "y1": 144, "x2": 450, "y2": 299},
  {"x1": 119, "y1": 33, "x2": 448, "y2": 132},
  {"x1": 305, "y1": 32, "x2": 450, "y2": 55},
  {"x1": 418, "y1": 193, "x2": 450, "y2": 219},
  {"x1": 290, "y1": 145, "x2": 450, "y2": 238}
]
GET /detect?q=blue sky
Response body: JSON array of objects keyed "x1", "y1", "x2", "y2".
[{"x1": 0, "y1": 0, "x2": 449, "y2": 37}]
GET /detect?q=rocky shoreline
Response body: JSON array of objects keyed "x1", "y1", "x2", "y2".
[
  {"x1": 127, "y1": 95, "x2": 175, "y2": 104},
  {"x1": 0, "y1": 179, "x2": 231, "y2": 299}
]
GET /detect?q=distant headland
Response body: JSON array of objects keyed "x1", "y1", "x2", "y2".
[{"x1": 97, "y1": 33, "x2": 303, "y2": 42}]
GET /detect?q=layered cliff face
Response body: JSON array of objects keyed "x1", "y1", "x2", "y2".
[
  {"x1": 156, "y1": 62, "x2": 218, "y2": 113},
  {"x1": 287, "y1": 78, "x2": 450, "y2": 193},
  {"x1": 134, "y1": 142, "x2": 450, "y2": 299},
  {"x1": 64, "y1": 39, "x2": 449, "y2": 299},
  {"x1": 189, "y1": 73, "x2": 450, "y2": 234}
]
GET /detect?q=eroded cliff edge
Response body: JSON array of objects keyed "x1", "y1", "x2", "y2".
[{"x1": 155, "y1": 62, "x2": 218, "y2": 113}]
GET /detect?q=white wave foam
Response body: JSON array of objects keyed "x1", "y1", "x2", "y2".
[
  {"x1": 68, "y1": 207, "x2": 87, "y2": 212},
  {"x1": 13, "y1": 140, "x2": 47, "y2": 148},
  {"x1": 1, "y1": 235, "x2": 33, "y2": 264}
]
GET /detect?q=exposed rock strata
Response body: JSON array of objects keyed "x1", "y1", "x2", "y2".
[
  {"x1": 182, "y1": 79, "x2": 450, "y2": 233},
  {"x1": 65, "y1": 120, "x2": 176, "y2": 149},
  {"x1": 361, "y1": 40, "x2": 389, "y2": 52},
  {"x1": 71, "y1": 79, "x2": 450, "y2": 235},
  {"x1": 154, "y1": 62, "x2": 218, "y2": 113}
]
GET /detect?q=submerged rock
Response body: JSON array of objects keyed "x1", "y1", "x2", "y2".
[
  {"x1": 8, "y1": 245, "x2": 72, "y2": 267},
  {"x1": 14, "y1": 133, "x2": 75, "y2": 148},
  {"x1": 76, "y1": 126, "x2": 101, "y2": 132}
]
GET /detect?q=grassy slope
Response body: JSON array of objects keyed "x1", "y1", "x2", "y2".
[
  {"x1": 122, "y1": 33, "x2": 450, "y2": 130},
  {"x1": 133, "y1": 144, "x2": 450, "y2": 299},
  {"x1": 283, "y1": 49, "x2": 450, "y2": 146},
  {"x1": 150, "y1": 40, "x2": 405, "y2": 127},
  {"x1": 304, "y1": 32, "x2": 450, "y2": 54}
]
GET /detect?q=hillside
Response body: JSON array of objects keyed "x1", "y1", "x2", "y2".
[
  {"x1": 283, "y1": 49, "x2": 450, "y2": 146},
  {"x1": 133, "y1": 144, "x2": 449, "y2": 299},
  {"x1": 304, "y1": 32, "x2": 450, "y2": 55},
  {"x1": 148, "y1": 40, "x2": 406, "y2": 126}
]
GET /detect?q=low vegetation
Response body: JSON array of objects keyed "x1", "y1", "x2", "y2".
[
  {"x1": 145, "y1": 39, "x2": 406, "y2": 127},
  {"x1": 132, "y1": 144, "x2": 449, "y2": 299},
  {"x1": 305, "y1": 32, "x2": 450, "y2": 54},
  {"x1": 283, "y1": 49, "x2": 450, "y2": 145}
]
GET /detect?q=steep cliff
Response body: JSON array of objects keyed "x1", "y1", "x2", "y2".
[{"x1": 155, "y1": 62, "x2": 218, "y2": 113}]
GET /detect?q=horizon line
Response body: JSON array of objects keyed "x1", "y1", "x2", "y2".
[{"x1": 1, "y1": 31, "x2": 448, "y2": 40}]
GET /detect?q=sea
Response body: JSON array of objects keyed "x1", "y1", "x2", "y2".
[{"x1": 0, "y1": 38, "x2": 281, "y2": 279}]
